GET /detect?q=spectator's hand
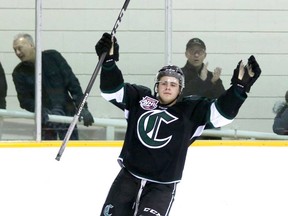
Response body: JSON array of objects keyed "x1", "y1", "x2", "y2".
[
  {"x1": 42, "y1": 108, "x2": 51, "y2": 124},
  {"x1": 95, "y1": 32, "x2": 119, "y2": 62},
  {"x1": 50, "y1": 106, "x2": 66, "y2": 129},
  {"x1": 51, "y1": 106, "x2": 65, "y2": 116},
  {"x1": 231, "y1": 55, "x2": 261, "y2": 93},
  {"x1": 79, "y1": 108, "x2": 94, "y2": 127},
  {"x1": 211, "y1": 67, "x2": 222, "y2": 83},
  {"x1": 199, "y1": 62, "x2": 208, "y2": 81}
]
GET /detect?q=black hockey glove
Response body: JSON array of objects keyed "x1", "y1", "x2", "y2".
[
  {"x1": 79, "y1": 107, "x2": 94, "y2": 127},
  {"x1": 231, "y1": 55, "x2": 261, "y2": 93},
  {"x1": 95, "y1": 32, "x2": 119, "y2": 63}
]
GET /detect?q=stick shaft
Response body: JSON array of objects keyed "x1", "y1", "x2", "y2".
[
  {"x1": 55, "y1": 0, "x2": 130, "y2": 161},
  {"x1": 111, "y1": 0, "x2": 130, "y2": 37},
  {"x1": 55, "y1": 53, "x2": 106, "y2": 161}
]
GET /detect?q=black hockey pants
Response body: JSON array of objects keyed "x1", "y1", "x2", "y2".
[{"x1": 100, "y1": 168, "x2": 177, "y2": 216}]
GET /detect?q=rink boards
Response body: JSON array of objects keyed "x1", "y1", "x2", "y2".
[
  {"x1": 0, "y1": 140, "x2": 288, "y2": 147},
  {"x1": 0, "y1": 140, "x2": 288, "y2": 216}
]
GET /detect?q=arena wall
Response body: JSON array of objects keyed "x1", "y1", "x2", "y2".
[{"x1": 1, "y1": 0, "x2": 288, "y2": 135}]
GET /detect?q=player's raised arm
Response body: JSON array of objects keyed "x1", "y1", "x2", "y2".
[{"x1": 215, "y1": 55, "x2": 262, "y2": 120}]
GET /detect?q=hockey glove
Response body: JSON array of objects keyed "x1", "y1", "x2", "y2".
[
  {"x1": 95, "y1": 32, "x2": 119, "y2": 63},
  {"x1": 231, "y1": 55, "x2": 261, "y2": 93},
  {"x1": 79, "y1": 108, "x2": 94, "y2": 127}
]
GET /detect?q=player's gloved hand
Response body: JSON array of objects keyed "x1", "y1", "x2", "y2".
[
  {"x1": 42, "y1": 107, "x2": 51, "y2": 124},
  {"x1": 231, "y1": 55, "x2": 261, "y2": 93},
  {"x1": 79, "y1": 108, "x2": 94, "y2": 127},
  {"x1": 95, "y1": 32, "x2": 119, "y2": 63}
]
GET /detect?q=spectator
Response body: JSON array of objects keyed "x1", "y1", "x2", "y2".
[
  {"x1": 180, "y1": 38, "x2": 225, "y2": 99},
  {"x1": 180, "y1": 38, "x2": 226, "y2": 139},
  {"x1": 95, "y1": 32, "x2": 261, "y2": 216},
  {"x1": 0, "y1": 61, "x2": 7, "y2": 109},
  {"x1": 12, "y1": 33, "x2": 94, "y2": 140},
  {"x1": 272, "y1": 90, "x2": 288, "y2": 135}
]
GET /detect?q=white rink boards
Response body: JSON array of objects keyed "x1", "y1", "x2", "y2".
[{"x1": 0, "y1": 145, "x2": 288, "y2": 216}]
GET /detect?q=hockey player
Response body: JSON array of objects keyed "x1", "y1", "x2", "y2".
[{"x1": 96, "y1": 33, "x2": 261, "y2": 216}]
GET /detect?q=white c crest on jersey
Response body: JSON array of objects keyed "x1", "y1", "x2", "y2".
[{"x1": 137, "y1": 110, "x2": 178, "y2": 148}]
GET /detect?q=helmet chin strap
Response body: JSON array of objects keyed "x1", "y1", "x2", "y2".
[{"x1": 153, "y1": 83, "x2": 158, "y2": 97}]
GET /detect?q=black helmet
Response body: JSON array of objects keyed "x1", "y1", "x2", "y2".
[{"x1": 155, "y1": 65, "x2": 185, "y2": 93}]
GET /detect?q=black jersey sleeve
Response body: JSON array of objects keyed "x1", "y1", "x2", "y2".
[
  {"x1": 124, "y1": 84, "x2": 152, "y2": 109},
  {"x1": 100, "y1": 61, "x2": 124, "y2": 93},
  {"x1": 181, "y1": 85, "x2": 246, "y2": 135},
  {"x1": 100, "y1": 61, "x2": 152, "y2": 111},
  {"x1": 215, "y1": 85, "x2": 247, "y2": 119}
]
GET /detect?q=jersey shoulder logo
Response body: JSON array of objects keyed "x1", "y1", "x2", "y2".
[
  {"x1": 137, "y1": 110, "x2": 178, "y2": 148},
  {"x1": 139, "y1": 96, "x2": 158, "y2": 110},
  {"x1": 103, "y1": 204, "x2": 113, "y2": 216}
]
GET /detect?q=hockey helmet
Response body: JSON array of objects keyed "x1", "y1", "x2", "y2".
[{"x1": 155, "y1": 65, "x2": 185, "y2": 94}]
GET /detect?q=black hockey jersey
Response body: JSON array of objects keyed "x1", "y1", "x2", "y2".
[{"x1": 100, "y1": 62, "x2": 246, "y2": 184}]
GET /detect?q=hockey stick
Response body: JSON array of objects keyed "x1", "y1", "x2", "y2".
[{"x1": 55, "y1": 0, "x2": 130, "y2": 161}]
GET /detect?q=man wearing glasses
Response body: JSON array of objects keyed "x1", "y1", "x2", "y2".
[{"x1": 180, "y1": 38, "x2": 225, "y2": 100}]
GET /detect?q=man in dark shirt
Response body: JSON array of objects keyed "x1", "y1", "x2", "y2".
[
  {"x1": 181, "y1": 38, "x2": 225, "y2": 99},
  {"x1": 0, "y1": 61, "x2": 7, "y2": 109},
  {"x1": 273, "y1": 90, "x2": 288, "y2": 135},
  {"x1": 12, "y1": 33, "x2": 94, "y2": 140}
]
